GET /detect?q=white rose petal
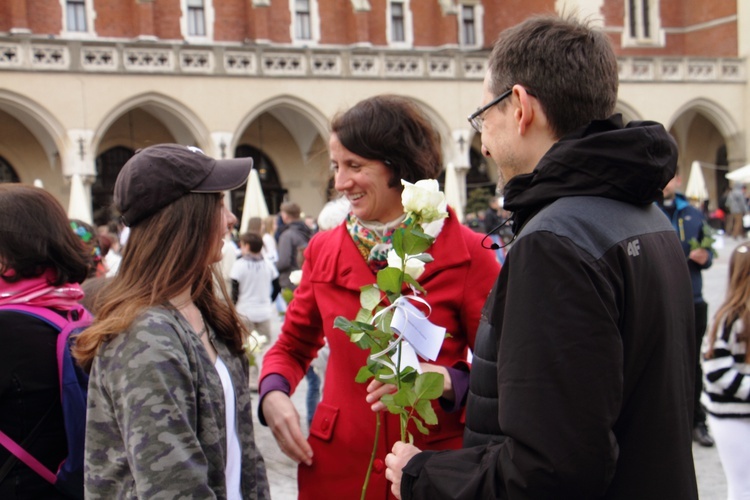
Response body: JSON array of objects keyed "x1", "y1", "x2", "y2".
[
  {"x1": 289, "y1": 269, "x2": 303, "y2": 286},
  {"x1": 401, "y1": 179, "x2": 448, "y2": 224},
  {"x1": 387, "y1": 249, "x2": 425, "y2": 280}
]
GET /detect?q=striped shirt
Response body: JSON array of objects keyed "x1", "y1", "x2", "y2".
[{"x1": 701, "y1": 317, "x2": 750, "y2": 418}]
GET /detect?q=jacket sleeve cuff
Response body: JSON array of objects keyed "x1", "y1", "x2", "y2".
[
  {"x1": 439, "y1": 366, "x2": 470, "y2": 413},
  {"x1": 401, "y1": 450, "x2": 438, "y2": 500},
  {"x1": 257, "y1": 374, "x2": 291, "y2": 426}
]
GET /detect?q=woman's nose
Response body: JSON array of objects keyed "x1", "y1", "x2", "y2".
[{"x1": 334, "y1": 169, "x2": 351, "y2": 192}]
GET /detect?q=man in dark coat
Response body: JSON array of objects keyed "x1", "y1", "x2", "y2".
[{"x1": 384, "y1": 14, "x2": 698, "y2": 500}]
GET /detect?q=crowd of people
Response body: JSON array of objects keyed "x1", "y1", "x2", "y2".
[{"x1": 1, "y1": 13, "x2": 747, "y2": 500}]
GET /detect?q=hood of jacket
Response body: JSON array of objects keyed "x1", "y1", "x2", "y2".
[
  {"x1": 280, "y1": 219, "x2": 314, "y2": 240},
  {"x1": 503, "y1": 114, "x2": 678, "y2": 232}
]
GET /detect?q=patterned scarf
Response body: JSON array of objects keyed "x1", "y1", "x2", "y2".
[
  {"x1": 346, "y1": 213, "x2": 410, "y2": 273},
  {"x1": 0, "y1": 268, "x2": 84, "y2": 309}
]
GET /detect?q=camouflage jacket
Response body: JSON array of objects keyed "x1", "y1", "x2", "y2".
[{"x1": 85, "y1": 306, "x2": 269, "y2": 499}]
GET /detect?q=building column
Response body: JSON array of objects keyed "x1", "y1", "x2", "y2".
[
  {"x1": 64, "y1": 129, "x2": 95, "y2": 224},
  {"x1": 451, "y1": 128, "x2": 471, "y2": 209}
]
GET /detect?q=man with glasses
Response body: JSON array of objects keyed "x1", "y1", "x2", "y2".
[{"x1": 384, "y1": 14, "x2": 698, "y2": 500}]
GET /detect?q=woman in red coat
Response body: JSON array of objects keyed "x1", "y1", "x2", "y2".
[{"x1": 259, "y1": 95, "x2": 500, "y2": 499}]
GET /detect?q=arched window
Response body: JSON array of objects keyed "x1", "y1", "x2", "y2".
[
  {"x1": 0, "y1": 156, "x2": 20, "y2": 183},
  {"x1": 93, "y1": 146, "x2": 134, "y2": 226},
  {"x1": 232, "y1": 144, "x2": 286, "y2": 219}
]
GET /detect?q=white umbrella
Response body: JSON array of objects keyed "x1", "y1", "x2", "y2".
[
  {"x1": 725, "y1": 164, "x2": 750, "y2": 183},
  {"x1": 685, "y1": 161, "x2": 709, "y2": 201},
  {"x1": 67, "y1": 173, "x2": 93, "y2": 224},
  {"x1": 443, "y1": 162, "x2": 464, "y2": 223},
  {"x1": 240, "y1": 168, "x2": 269, "y2": 233}
]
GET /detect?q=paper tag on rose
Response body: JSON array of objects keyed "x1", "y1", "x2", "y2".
[
  {"x1": 394, "y1": 342, "x2": 422, "y2": 373},
  {"x1": 390, "y1": 300, "x2": 445, "y2": 361}
]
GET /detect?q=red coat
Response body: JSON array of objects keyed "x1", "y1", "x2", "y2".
[{"x1": 260, "y1": 209, "x2": 500, "y2": 499}]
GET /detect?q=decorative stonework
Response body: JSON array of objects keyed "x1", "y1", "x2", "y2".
[
  {"x1": 30, "y1": 45, "x2": 69, "y2": 69},
  {"x1": 350, "y1": 54, "x2": 378, "y2": 76},
  {"x1": 462, "y1": 58, "x2": 486, "y2": 79},
  {"x1": 261, "y1": 53, "x2": 305, "y2": 76},
  {"x1": 384, "y1": 56, "x2": 422, "y2": 77},
  {"x1": 311, "y1": 54, "x2": 341, "y2": 76},
  {"x1": 428, "y1": 57, "x2": 455, "y2": 78},
  {"x1": 224, "y1": 51, "x2": 257, "y2": 75},
  {"x1": 0, "y1": 44, "x2": 21, "y2": 67},
  {"x1": 180, "y1": 50, "x2": 213, "y2": 73},
  {"x1": 81, "y1": 47, "x2": 118, "y2": 71},
  {"x1": 123, "y1": 48, "x2": 173, "y2": 72}
]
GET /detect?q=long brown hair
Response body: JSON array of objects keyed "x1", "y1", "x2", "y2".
[
  {"x1": 74, "y1": 193, "x2": 247, "y2": 370},
  {"x1": 706, "y1": 242, "x2": 750, "y2": 363}
]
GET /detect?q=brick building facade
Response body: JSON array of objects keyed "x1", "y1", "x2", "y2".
[{"x1": 0, "y1": 0, "x2": 746, "y2": 225}]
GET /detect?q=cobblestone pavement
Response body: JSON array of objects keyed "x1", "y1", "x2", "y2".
[{"x1": 255, "y1": 233, "x2": 739, "y2": 499}]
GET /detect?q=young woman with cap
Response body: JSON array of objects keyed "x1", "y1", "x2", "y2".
[{"x1": 74, "y1": 144, "x2": 269, "y2": 499}]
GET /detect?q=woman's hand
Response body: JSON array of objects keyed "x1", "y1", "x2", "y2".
[
  {"x1": 261, "y1": 391, "x2": 313, "y2": 466},
  {"x1": 365, "y1": 362, "x2": 454, "y2": 412}
]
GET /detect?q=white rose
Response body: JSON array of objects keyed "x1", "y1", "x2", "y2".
[
  {"x1": 401, "y1": 179, "x2": 448, "y2": 224},
  {"x1": 289, "y1": 269, "x2": 303, "y2": 286},
  {"x1": 387, "y1": 249, "x2": 426, "y2": 281}
]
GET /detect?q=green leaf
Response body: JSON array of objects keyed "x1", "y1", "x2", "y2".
[
  {"x1": 415, "y1": 372, "x2": 444, "y2": 400},
  {"x1": 393, "y1": 388, "x2": 417, "y2": 408},
  {"x1": 403, "y1": 274, "x2": 426, "y2": 294},
  {"x1": 411, "y1": 416, "x2": 429, "y2": 435},
  {"x1": 415, "y1": 399, "x2": 438, "y2": 425},
  {"x1": 410, "y1": 253, "x2": 434, "y2": 263},
  {"x1": 377, "y1": 267, "x2": 403, "y2": 295},
  {"x1": 355, "y1": 307, "x2": 373, "y2": 324},
  {"x1": 403, "y1": 229, "x2": 433, "y2": 255},
  {"x1": 355, "y1": 365, "x2": 375, "y2": 383},
  {"x1": 360, "y1": 285, "x2": 382, "y2": 310},
  {"x1": 400, "y1": 368, "x2": 418, "y2": 384},
  {"x1": 392, "y1": 228, "x2": 405, "y2": 257},
  {"x1": 333, "y1": 316, "x2": 353, "y2": 332}
]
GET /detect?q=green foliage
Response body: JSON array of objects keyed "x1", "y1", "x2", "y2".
[
  {"x1": 465, "y1": 187, "x2": 493, "y2": 216},
  {"x1": 689, "y1": 221, "x2": 718, "y2": 257}
]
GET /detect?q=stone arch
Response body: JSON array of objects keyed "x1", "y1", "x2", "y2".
[
  {"x1": 668, "y1": 98, "x2": 739, "y2": 208},
  {"x1": 234, "y1": 95, "x2": 332, "y2": 216},
  {"x1": 0, "y1": 89, "x2": 67, "y2": 176},
  {"x1": 614, "y1": 100, "x2": 643, "y2": 124},
  {"x1": 92, "y1": 92, "x2": 211, "y2": 154}
]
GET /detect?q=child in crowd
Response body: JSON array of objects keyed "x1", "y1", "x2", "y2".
[{"x1": 231, "y1": 232, "x2": 278, "y2": 387}]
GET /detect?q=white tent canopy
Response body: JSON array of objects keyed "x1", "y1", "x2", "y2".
[
  {"x1": 67, "y1": 173, "x2": 93, "y2": 224},
  {"x1": 240, "y1": 168, "x2": 269, "y2": 233},
  {"x1": 725, "y1": 164, "x2": 750, "y2": 184},
  {"x1": 685, "y1": 160, "x2": 709, "y2": 201}
]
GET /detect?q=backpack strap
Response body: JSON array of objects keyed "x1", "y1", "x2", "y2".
[{"x1": 0, "y1": 304, "x2": 91, "y2": 487}]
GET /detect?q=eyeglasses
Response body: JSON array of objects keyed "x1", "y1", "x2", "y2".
[{"x1": 467, "y1": 89, "x2": 512, "y2": 133}]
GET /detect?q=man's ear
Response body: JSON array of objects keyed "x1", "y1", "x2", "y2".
[{"x1": 514, "y1": 85, "x2": 535, "y2": 136}]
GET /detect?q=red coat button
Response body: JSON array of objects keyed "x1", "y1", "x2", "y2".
[
  {"x1": 372, "y1": 458, "x2": 385, "y2": 473},
  {"x1": 321, "y1": 419, "x2": 330, "y2": 431}
]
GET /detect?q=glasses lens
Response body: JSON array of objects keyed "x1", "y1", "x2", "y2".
[{"x1": 470, "y1": 116, "x2": 481, "y2": 133}]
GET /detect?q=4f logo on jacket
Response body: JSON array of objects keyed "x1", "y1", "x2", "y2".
[{"x1": 627, "y1": 239, "x2": 641, "y2": 257}]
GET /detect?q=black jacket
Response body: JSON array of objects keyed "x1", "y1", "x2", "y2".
[{"x1": 402, "y1": 116, "x2": 698, "y2": 499}]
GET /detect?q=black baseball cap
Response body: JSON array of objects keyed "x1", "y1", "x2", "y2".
[{"x1": 114, "y1": 144, "x2": 253, "y2": 227}]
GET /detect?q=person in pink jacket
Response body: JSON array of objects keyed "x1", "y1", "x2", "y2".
[{"x1": 259, "y1": 95, "x2": 500, "y2": 499}]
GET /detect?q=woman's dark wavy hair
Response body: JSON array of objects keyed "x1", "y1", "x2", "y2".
[
  {"x1": 331, "y1": 95, "x2": 442, "y2": 187},
  {"x1": 0, "y1": 184, "x2": 89, "y2": 286}
]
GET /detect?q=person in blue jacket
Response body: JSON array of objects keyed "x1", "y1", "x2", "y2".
[{"x1": 658, "y1": 173, "x2": 715, "y2": 447}]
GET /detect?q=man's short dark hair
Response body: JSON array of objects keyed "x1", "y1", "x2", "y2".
[
  {"x1": 488, "y1": 15, "x2": 619, "y2": 139},
  {"x1": 240, "y1": 232, "x2": 263, "y2": 253},
  {"x1": 280, "y1": 202, "x2": 301, "y2": 220}
]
